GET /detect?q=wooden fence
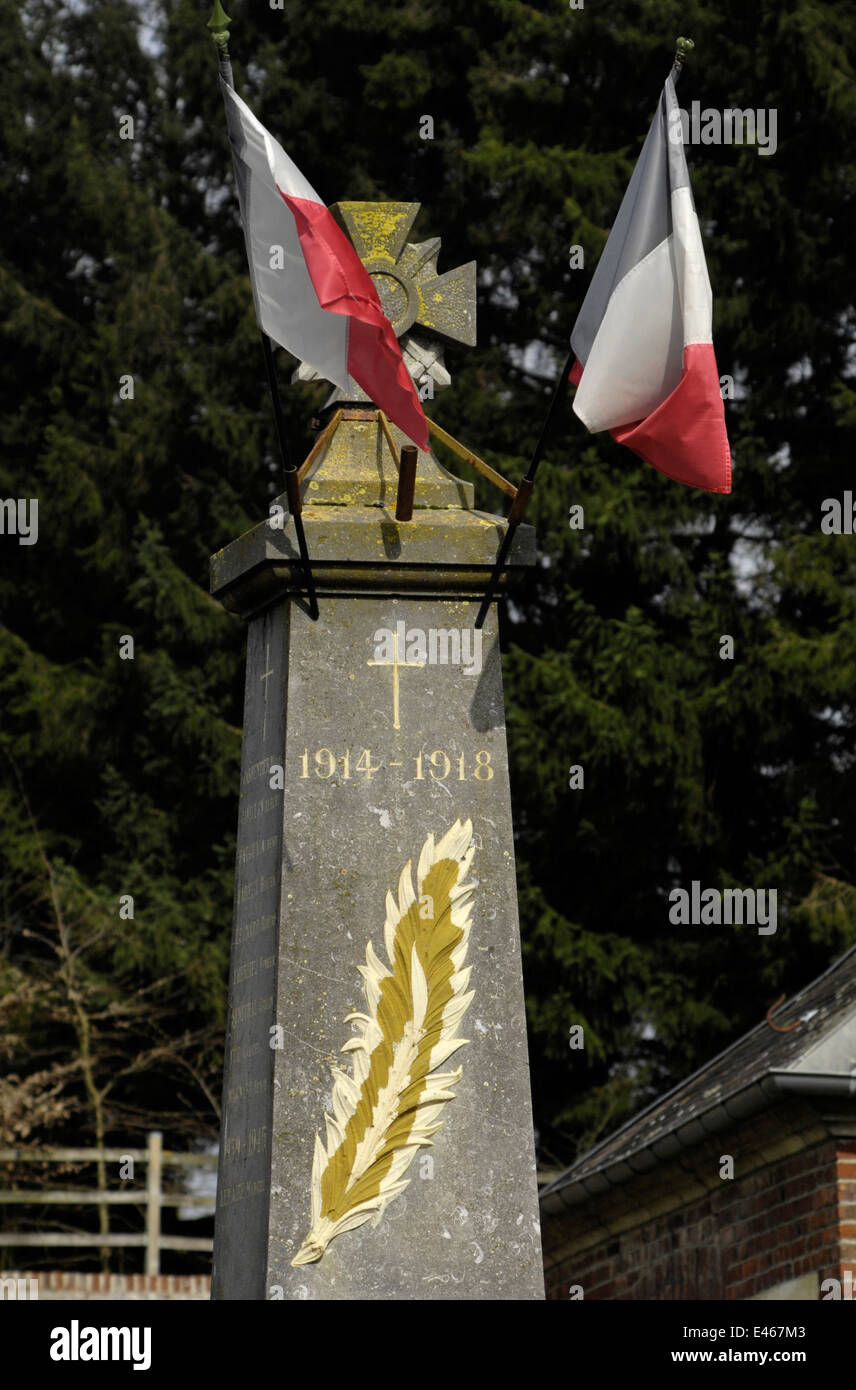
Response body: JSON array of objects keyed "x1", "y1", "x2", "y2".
[{"x1": 0, "y1": 1132, "x2": 216, "y2": 1275}]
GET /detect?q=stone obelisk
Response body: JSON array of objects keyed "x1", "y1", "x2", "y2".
[{"x1": 210, "y1": 204, "x2": 543, "y2": 1300}]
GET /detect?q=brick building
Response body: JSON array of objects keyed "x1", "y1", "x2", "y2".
[
  {"x1": 541, "y1": 944, "x2": 856, "y2": 1300},
  {"x1": 0, "y1": 1272, "x2": 210, "y2": 1300}
]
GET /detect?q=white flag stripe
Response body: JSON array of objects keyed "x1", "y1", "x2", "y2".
[
  {"x1": 223, "y1": 85, "x2": 350, "y2": 389},
  {"x1": 670, "y1": 186, "x2": 713, "y2": 347},
  {"x1": 572, "y1": 236, "x2": 683, "y2": 432},
  {"x1": 568, "y1": 73, "x2": 730, "y2": 492},
  {"x1": 226, "y1": 85, "x2": 322, "y2": 204}
]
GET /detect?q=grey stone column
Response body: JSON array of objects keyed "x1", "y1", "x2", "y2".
[{"x1": 210, "y1": 418, "x2": 544, "y2": 1299}]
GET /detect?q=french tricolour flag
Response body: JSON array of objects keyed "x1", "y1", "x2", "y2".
[
  {"x1": 570, "y1": 75, "x2": 731, "y2": 493},
  {"x1": 222, "y1": 81, "x2": 428, "y2": 451}
]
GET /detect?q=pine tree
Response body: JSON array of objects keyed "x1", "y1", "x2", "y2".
[{"x1": 1, "y1": 0, "x2": 854, "y2": 1203}]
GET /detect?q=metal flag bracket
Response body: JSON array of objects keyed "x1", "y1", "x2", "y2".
[{"x1": 294, "y1": 407, "x2": 518, "y2": 525}]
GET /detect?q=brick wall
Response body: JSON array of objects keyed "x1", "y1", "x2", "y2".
[
  {"x1": 544, "y1": 1135, "x2": 856, "y2": 1300},
  {"x1": 838, "y1": 1143, "x2": 856, "y2": 1276},
  {"x1": 0, "y1": 1271, "x2": 211, "y2": 1300}
]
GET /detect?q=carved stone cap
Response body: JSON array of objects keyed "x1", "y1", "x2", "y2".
[{"x1": 294, "y1": 411, "x2": 474, "y2": 510}]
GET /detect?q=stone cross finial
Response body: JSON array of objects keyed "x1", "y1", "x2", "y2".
[{"x1": 293, "y1": 202, "x2": 476, "y2": 403}]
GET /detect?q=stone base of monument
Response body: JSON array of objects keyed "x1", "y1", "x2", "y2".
[{"x1": 209, "y1": 320, "x2": 543, "y2": 1300}]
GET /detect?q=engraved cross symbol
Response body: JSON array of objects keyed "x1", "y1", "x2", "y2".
[
  {"x1": 259, "y1": 643, "x2": 275, "y2": 741},
  {"x1": 367, "y1": 630, "x2": 425, "y2": 730}
]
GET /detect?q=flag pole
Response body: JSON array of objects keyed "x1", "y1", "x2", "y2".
[
  {"x1": 473, "y1": 345, "x2": 574, "y2": 629},
  {"x1": 473, "y1": 35, "x2": 695, "y2": 632},
  {"x1": 207, "y1": 2, "x2": 319, "y2": 621},
  {"x1": 670, "y1": 34, "x2": 695, "y2": 82}
]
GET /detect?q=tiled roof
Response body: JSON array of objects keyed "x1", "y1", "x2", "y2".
[{"x1": 541, "y1": 943, "x2": 856, "y2": 1203}]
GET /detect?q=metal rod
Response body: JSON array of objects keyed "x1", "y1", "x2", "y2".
[
  {"x1": 395, "y1": 445, "x2": 418, "y2": 521},
  {"x1": 378, "y1": 410, "x2": 402, "y2": 468},
  {"x1": 259, "y1": 333, "x2": 318, "y2": 618},
  {"x1": 260, "y1": 332, "x2": 297, "y2": 502},
  {"x1": 474, "y1": 344, "x2": 575, "y2": 630},
  {"x1": 427, "y1": 418, "x2": 517, "y2": 499},
  {"x1": 297, "y1": 408, "x2": 343, "y2": 482}
]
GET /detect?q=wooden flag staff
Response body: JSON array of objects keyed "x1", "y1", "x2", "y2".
[
  {"x1": 473, "y1": 36, "x2": 695, "y2": 631},
  {"x1": 208, "y1": 2, "x2": 319, "y2": 621}
]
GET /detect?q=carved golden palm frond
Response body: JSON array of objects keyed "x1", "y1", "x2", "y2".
[{"x1": 291, "y1": 818, "x2": 476, "y2": 1266}]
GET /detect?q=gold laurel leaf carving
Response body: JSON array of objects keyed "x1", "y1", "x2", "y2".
[{"x1": 291, "y1": 818, "x2": 476, "y2": 1266}]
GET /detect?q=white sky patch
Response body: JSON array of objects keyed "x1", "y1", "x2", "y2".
[
  {"x1": 127, "y1": 0, "x2": 164, "y2": 58},
  {"x1": 672, "y1": 515, "x2": 717, "y2": 537},
  {"x1": 479, "y1": 265, "x2": 519, "y2": 311},
  {"x1": 831, "y1": 748, "x2": 856, "y2": 774},
  {"x1": 816, "y1": 705, "x2": 847, "y2": 728},
  {"x1": 66, "y1": 252, "x2": 99, "y2": 282},
  {"x1": 840, "y1": 312, "x2": 856, "y2": 377},
  {"x1": 815, "y1": 707, "x2": 854, "y2": 774},
  {"x1": 507, "y1": 339, "x2": 560, "y2": 380},
  {"x1": 758, "y1": 762, "x2": 793, "y2": 778},
  {"x1": 205, "y1": 184, "x2": 233, "y2": 217},
  {"x1": 729, "y1": 529, "x2": 776, "y2": 605},
  {"x1": 177, "y1": 1143, "x2": 218, "y2": 1221},
  {"x1": 769, "y1": 442, "x2": 791, "y2": 472},
  {"x1": 786, "y1": 356, "x2": 813, "y2": 385}
]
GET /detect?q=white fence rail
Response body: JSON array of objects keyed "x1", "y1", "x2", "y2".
[{"x1": 0, "y1": 1132, "x2": 215, "y2": 1274}]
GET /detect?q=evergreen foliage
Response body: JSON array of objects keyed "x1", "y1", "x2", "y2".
[{"x1": 1, "y1": 0, "x2": 854, "y2": 1200}]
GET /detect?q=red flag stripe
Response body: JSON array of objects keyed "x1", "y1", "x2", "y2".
[
  {"x1": 279, "y1": 192, "x2": 429, "y2": 451},
  {"x1": 611, "y1": 343, "x2": 731, "y2": 493}
]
